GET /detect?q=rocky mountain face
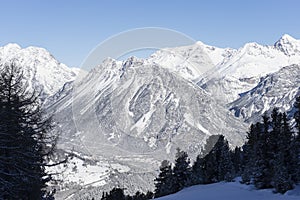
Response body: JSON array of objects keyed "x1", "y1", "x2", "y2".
[
  {"x1": 49, "y1": 56, "x2": 247, "y2": 198},
  {"x1": 147, "y1": 41, "x2": 236, "y2": 81},
  {"x1": 229, "y1": 64, "x2": 300, "y2": 123},
  {"x1": 199, "y1": 34, "x2": 300, "y2": 104}
]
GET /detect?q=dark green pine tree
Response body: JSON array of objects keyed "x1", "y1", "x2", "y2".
[
  {"x1": 242, "y1": 115, "x2": 270, "y2": 188},
  {"x1": 232, "y1": 146, "x2": 243, "y2": 176},
  {"x1": 0, "y1": 63, "x2": 57, "y2": 199},
  {"x1": 154, "y1": 160, "x2": 174, "y2": 198},
  {"x1": 294, "y1": 96, "x2": 300, "y2": 135},
  {"x1": 253, "y1": 115, "x2": 272, "y2": 189},
  {"x1": 241, "y1": 123, "x2": 260, "y2": 184},
  {"x1": 293, "y1": 96, "x2": 300, "y2": 182},
  {"x1": 191, "y1": 135, "x2": 220, "y2": 185},
  {"x1": 273, "y1": 113, "x2": 295, "y2": 193},
  {"x1": 101, "y1": 188, "x2": 126, "y2": 200},
  {"x1": 199, "y1": 135, "x2": 234, "y2": 183},
  {"x1": 172, "y1": 148, "x2": 191, "y2": 192},
  {"x1": 191, "y1": 154, "x2": 205, "y2": 185},
  {"x1": 201, "y1": 135, "x2": 219, "y2": 184},
  {"x1": 219, "y1": 137, "x2": 235, "y2": 182}
]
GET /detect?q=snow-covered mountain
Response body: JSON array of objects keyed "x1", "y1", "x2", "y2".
[
  {"x1": 2, "y1": 35, "x2": 300, "y2": 198},
  {"x1": 199, "y1": 34, "x2": 300, "y2": 103},
  {"x1": 49, "y1": 56, "x2": 247, "y2": 197},
  {"x1": 145, "y1": 34, "x2": 300, "y2": 104},
  {"x1": 229, "y1": 64, "x2": 300, "y2": 122},
  {"x1": 0, "y1": 43, "x2": 80, "y2": 99},
  {"x1": 47, "y1": 34, "x2": 300, "y2": 198},
  {"x1": 148, "y1": 41, "x2": 236, "y2": 81}
]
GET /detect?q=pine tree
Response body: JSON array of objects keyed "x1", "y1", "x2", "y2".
[
  {"x1": 154, "y1": 160, "x2": 174, "y2": 198},
  {"x1": 198, "y1": 135, "x2": 235, "y2": 183},
  {"x1": 219, "y1": 138, "x2": 235, "y2": 182},
  {"x1": 213, "y1": 135, "x2": 235, "y2": 182},
  {"x1": 101, "y1": 188, "x2": 126, "y2": 200},
  {"x1": 242, "y1": 118, "x2": 269, "y2": 187},
  {"x1": 172, "y1": 148, "x2": 191, "y2": 191},
  {"x1": 294, "y1": 96, "x2": 300, "y2": 135},
  {"x1": 232, "y1": 147, "x2": 243, "y2": 176},
  {"x1": 241, "y1": 124, "x2": 259, "y2": 184},
  {"x1": 253, "y1": 117, "x2": 272, "y2": 189},
  {"x1": 0, "y1": 63, "x2": 57, "y2": 199},
  {"x1": 200, "y1": 135, "x2": 219, "y2": 184},
  {"x1": 241, "y1": 109, "x2": 298, "y2": 193},
  {"x1": 293, "y1": 96, "x2": 300, "y2": 182},
  {"x1": 191, "y1": 154, "x2": 205, "y2": 185},
  {"x1": 273, "y1": 113, "x2": 295, "y2": 193}
]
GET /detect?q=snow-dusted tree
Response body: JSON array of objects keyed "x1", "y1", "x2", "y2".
[
  {"x1": 0, "y1": 63, "x2": 57, "y2": 199},
  {"x1": 218, "y1": 137, "x2": 235, "y2": 182},
  {"x1": 293, "y1": 96, "x2": 300, "y2": 182},
  {"x1": 272, "y1": 113, "x2": 295, "y2": 193},
  {"x1": 101, "y1": 188, "x2": 126, "y2": 200},
  {"x1": 191, "y1": 154, "x2": 205, "y2": 185},
  {"x1": 154, "y1": 160, "x2": 174, "y2": 198},
  {"x1": 253, "y1": 113, "x2": 273, "y2": 189},
  {"x1": 172, "y1": 148, "x2": 191, "y2": 191},
  {"x1": 241, "y1": 124, "x2": 259, "y2": 184},
  {"x1": 294, "y1": 96, "x2": 300, "y2": 135},
  {"x1": 232, "y1": 146, "x2": 243, "y2": 176}
]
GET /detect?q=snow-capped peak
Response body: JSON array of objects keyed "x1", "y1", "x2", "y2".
[
  {"x1": 274, "y1": 34, "x2": 300, "y2": 56},
  {"x1": 277, "y1": 34, "x2": 297, "y2": 43},
  {"x1": 0, "y1": 43, "x2": 80, "y2": 99}
]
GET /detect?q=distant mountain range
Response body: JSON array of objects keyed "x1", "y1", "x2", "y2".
[{"x1": 0, "y1": 34, "x2": 299, "y2": 199}]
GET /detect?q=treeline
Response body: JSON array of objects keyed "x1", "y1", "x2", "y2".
[{"x1": 103, "y1": 96, "x2": 300, "y2": 199}]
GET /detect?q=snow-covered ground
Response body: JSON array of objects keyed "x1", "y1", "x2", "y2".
[{"x1": 156, "y1": 179, "x2": 300, "y2": 200}]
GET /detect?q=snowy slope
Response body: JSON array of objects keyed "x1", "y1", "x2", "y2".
[
  {"x1": 199, "y1": 34, "x2": 300, "y2": 103},
  {"x1": 156, "y1": 180, "x2": 300, "y2": 200},
  {"x1": 0, "y1": 43, "x2": 80, "y2": 99},
  {"x1": 148, "y1": 42, "x2": 236, "y2": 81},
  {"x1": 229, "y1": 64, "x2": 300, "y2": 122},
  {"x1": 49, "y1": 56, "x2": 247, "y2": 197}
]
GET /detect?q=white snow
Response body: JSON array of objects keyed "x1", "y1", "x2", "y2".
[
  {"x1": 0, "y1": 43, "x2": 81, "y2": 97},
  {"x1": 156, "y1": 179, "x2": 300, "y2": 200}
]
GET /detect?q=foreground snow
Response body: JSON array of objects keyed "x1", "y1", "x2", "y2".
[{"x1": 156, "y1": 179, "x2": 300, "y2": 200}]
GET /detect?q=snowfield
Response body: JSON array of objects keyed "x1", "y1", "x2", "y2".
[{"x1": 156, "y1": 179, "x2": 300, "y2": 200}]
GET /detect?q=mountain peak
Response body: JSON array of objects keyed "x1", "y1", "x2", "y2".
[
  {"x1": 4, "y1": 43, "x2": 21, "y2": 49},
  {"x1": 279, "y1": 34, "x2": 296, "y2": 42},
  {"x1": 2, "y1": 43, "x2": 21, "y2": 50},
  {"x1": 274, "y1": 34, "x2": 300, "y2": 55}
]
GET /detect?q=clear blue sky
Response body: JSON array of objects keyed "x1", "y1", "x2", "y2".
[{"x1": 0, "y1": 0, "x2": 300, "y2": 67}]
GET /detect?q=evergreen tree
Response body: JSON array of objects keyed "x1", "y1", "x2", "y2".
[
  {"x1": 253, "y1": 113, "x2": 272, "y2": 189},
  {"x1": 241, "y1": 118, "x2": 269, "y2": 187},
  {"x1": 198, "y1": 135, "x2": 235, "y2": 183},
  {"x1": 214, "y1": 135, "x2": 235, "y2": 182},
  {"x1": 293, "y1": 96, "x2": 300, "y2": 182},
  {"x1": 191, "y1": 154, "x2": 205, "y2": 185},
  {"x1": 232, "y1": 147, "x2": 243, "y2": 176},
  {"x1": 101, "y1": 188, "x2": 126, "y2": 200},
  {"x1": 0, "y1": 63, "x2": 57, "y2": 199},
  {"x1": 154, "y1": 160, "x2": 174, "y2": 198},
  {"x1": 241, "y1": 124, "x2": 258, "y2": 184},
  {"x1": 201, "y1": 135, "x2": 220, "y2": 184},
  {"x1": 241, "y1": 109, "x2": 298, "y2": 193},
  {"x1": 294, "y1": 96, "x2": 300, "y2": 135},
  {"x1": 172, "y1": 148, "x2": 191, "y2": 191},
  {"x1": 273, "y1": 113, "x2": 295, "y2": 193},
  {"x1": 131, "y1": 191, "x2": 147, "y2": 200}
]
